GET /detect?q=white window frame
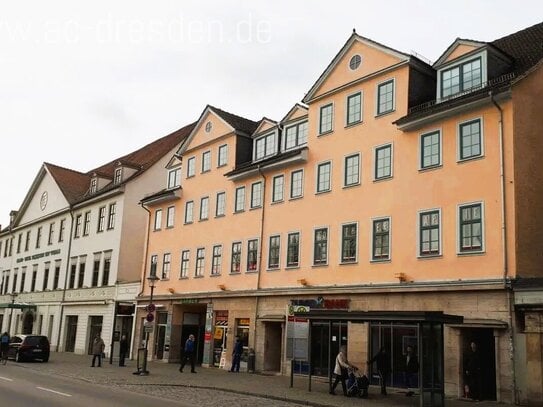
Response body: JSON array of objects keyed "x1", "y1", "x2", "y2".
[
  {"x1": 339, "y1": 222, "x2": 358, "y2": 264},
  {"x1": 168, "y1": 167, "x2": 181, "y2": 188},
  {"x1": 286, "y1": 231, "x2": 301, "y2": 268},
  {"x1": 289, "y1": 169, "x2": 304, "y2": 199},
  {"x1": 201, "y1": 151, "x2": 211, "y2": 173},
  {"x1": 375, "y1": 78, "x2": 396, "y2": 116},
  {"x1": 457, "y1": 117, "x2": 484, "y2": 162},
  {"x1": 373, "y1": 143, "x2": 394, "y2": 181},
  {"x1": 343, "y1": 152, "x2": 361, "y2": 187},
  {"x1": 235, "y1": 186, "x2": 245, "y2": 213},
  {"x1": 457, "y1": 201, "x2": 485, "y2": 255},
  {"x1": 218, "y1": 144, "x2": 228, "y2": 167},
  {"x1": 162, "y1": 253, "x2": 171, "y2": 280},
  {"x1": 315, "y1": 160, "x2": 332, "y2": 194},
  {"x1": 282, "y1": 120, "x2": 308, "y2": 152},
  {"x1": 370, "y1": 216, "x2": 391, "y2": 262},
  {"x1": 250, "y1": 182, "x2": 263, "y2": 208},
  {"x1": 246, "y1": 238, "x2": 259, "y2": 273},
  {"x1": 186, "y1": 156, "x2": 196, "y2": 178},
  {"x1": 253, "y1": 131, "x2": 278, "y2": 161},
  {"x1": 215, "y1": 191, "x2": 226, "y2": 217},
  {"x1": 114, "y1": 168, "x2": 123, "y2": 185},
  {"x1": 417, "y1": 208, "x2": 442, "y2": 258},
  {"x1": 154, "y1": 209, "x2": 162, "y2": 231},
  {"x1": 195, "y1": 247, "x2": 205, "y2": 277},
  {"x1": 419, "y1": 129, "x2": 442, "y2": 170},
  {"x1": 313, "y1": 226, "x2": 329, "y2": 266},
  {"x1": 166, "y1": 206, "x2": 175, "y2": 228},
  {"x1": 437, "y1": 50, "x2": 487, "y2": 101},
  {"x1": 184, "y1": 201, "x2": 194, "y2": 224},
  {"x1": 211, "y1": 244, "x2": 222, "y2": 276},
  {"x1": 345, "y1": 90, "x2": 363, "y2": 126},
  {"x1": 318, "y1": 102, "x2": 334, "y2": 135},
  {"x1": 267, "y1": 235, "x2": 281, "y2": 270},
  {"x1": 271, "y1": 174, "x2": 284, "y2": 203},
  {"x1": 180, "y1": 250, "x2": 190, "y2": 279},
  {"x1": 200, "y1": 196, "x2": 209, "y2": 220}
]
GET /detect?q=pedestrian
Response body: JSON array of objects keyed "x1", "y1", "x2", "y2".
[
  {"x1": 119, "y1": 334, "x2": 128, "y2": 367},
  {"x1": 91, "y1": 332, "x2": 105, "y2": 367},
  {"x1": 229, "y1": 336, "x2": 243, "y2": 373},
  {"x1": 329, "y1": 345, "x2": 357, "y2": 396},
  {"x1": 404, "y1": 345, "x2": 419, "y2": 396},
  {"x1": 368, "y1": 346, "x2": 391, "y2": 395},
  {"x1": 0, "y1": 332, "x2": 9, "y2": 361},
  {"x1": 464, "y1": 341, "x2": 482, "y2": 401},
  {"x1": 179, "y1": 334, "x2": 196, "y2": 373}
]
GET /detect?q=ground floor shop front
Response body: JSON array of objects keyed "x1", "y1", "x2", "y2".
[{"x1": 136, "y1": 284, "x2": 521, "y2": 403}]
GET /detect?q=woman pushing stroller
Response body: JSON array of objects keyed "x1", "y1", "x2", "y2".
[{"x1": 329, "y1": 345, "x2": 358, "y2": 396}]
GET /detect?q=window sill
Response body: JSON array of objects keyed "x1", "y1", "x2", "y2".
[
  {"x1": 373, "y1": 176, "x2": 393, "y2": 183},
  {"x1": 285, "y1": 265, "x2": 300, "y2": 270},
  {"x1": 457, "y1": 250, "x2": 485, "y2": 256},
  {"x1": 184, "y1": 221, "x2": 193, "y2": 225},
  {"x1": 315, "y1": 189, "x2": 331, "y2": 196},
  {"x1": 198, "y1": 218, "x2": 209, "y2": 222},
  {"x1": 345, "y1": 120, "x2": 363, "y2": 129},
  {"x1": 233, "y1": 210, "x2": 245, "y2": 215},
  {"x1": 229, "y1": 271, "x2": 241, "y2": 275},
  {"x1": 186, "y1": 175, "x2": 195, "y2": 179},
  {"x1": 217, "y1": 163, "x2": 227, "y2": 168},
  {"x1": 179, "y1": 276, "x2": 189, "y2": 280},
  {"x1": 267, "y1": 267, "x2": 280, "y2": 272},
  {"x1": 271, "y1": 200, "x2": 284, "y2": 205},
  {"x1": 165, "y1": 225, "x2": 174, "y2": 229},
  {"x1": 418, "y1": 164, "x2": 442, "y2": 173},
  {"x1": 215, "y1": 214, "x2": 225, "y2": 219},
  {"x1": 289, "y1": 196, "x2": 304, "y2": 202},
  {"x1": 194, "y1": 275, "x2": 204, "y2": 279},
  {"x1": 370, "y1": 258, "x2": 391, "y2": 264},
  {"x1": 417, "y1": 254, "x2": 442, "y2": 260},
  {"x1": 153, "y1": 228, "x2": 161, "y2": 232},
  {"x1": 312, "y1": 263, "x2": 328, "y2": 268},
  {"x1": 318, "y1": 130, "x2": 333, "y2": 137},
  {"x1": 245, "y1": 270, "x2": 259, "y2": 274},
  {"x1": 457, "y1": 154, "x2": 484, "y2": 164},
  {"x1": 249, "y1": 206, "x2": 262, "y2": 211},
  {"x1": 339, "y1": 261, "x2": 357, "y2": 265},
  {"x1": 201, "y1": 170, "x2": 211, "y2": 174},
  {"x1": 375, "y1": 109, "x2": 395, "y2": 118},
  {"x1": 160, "y1": 278, "x2": 170, "y2": 281},
  {"x1": 210, "y1": 273, "x2": 221, "y2": 277},
  {"x1": 343, "y1": 182, "x2": 361, "y2": 190}
]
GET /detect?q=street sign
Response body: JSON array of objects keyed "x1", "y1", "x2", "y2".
[
  {"x1": 146, "y1": 312, "x2": 154, "y2": 322},
  {"x1": 148, "y1": 303, "x2": 156, "y2": 313},
  {"x1": 144, "y1": 324, "x2": 154, "y2": 333}
]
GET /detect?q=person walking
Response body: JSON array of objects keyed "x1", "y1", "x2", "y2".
[
  {"x1": 91, "y1": 332, "x2": 105, "y2": 367},
  {"x1": 464, "y1": 341, "x2": 482, "y2": 401},
  {"x1": 0, "y1": 332, "x2": 10, "y2": 362},
  {"x1": 179, "y1": 334, "x2": 196, "y2": 373},
  {"x1": 368, "y1": 346, "x2": 391, "y2": 395},
  {"x1": 230, "y1": 336, "x2": 243, "y2": 373},
  {"x1": 330, "y1": 345, "x2": 356, "y2": 396},
  {"x1": 404, "y1": 345, "x2": 419, "y2": 396},
  {"x1": 119, "y1": 334, "x2": 128, "y2": 367}
]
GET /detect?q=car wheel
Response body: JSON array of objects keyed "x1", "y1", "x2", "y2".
[{"x1": 15, "y1": 351, "x2": 22, "y2": 362}]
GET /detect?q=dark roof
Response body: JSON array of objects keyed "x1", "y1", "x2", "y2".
[
  {"x1": 46, "y1": 163, "x2": 91, "y2": 205},
  {"x1": 225, "y1": 147, "x2": 308, "y2": 177},
  {"x1": 208, "y1": 105, "x2": 259, "y2": 135}
]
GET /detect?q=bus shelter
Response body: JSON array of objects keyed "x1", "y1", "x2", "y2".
[{"x1": 293, "y1": 310, "x2": 463, "y2": 407}]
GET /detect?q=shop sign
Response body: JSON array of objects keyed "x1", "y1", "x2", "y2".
[
  {"x1": 179, "y1": 298, "x2": 199, "y2": 304},
  {"x1": 285, "y1": 305, "x2": 308, "y2": 361},
  {"x1": 238, "y1": 318, "x2": 250, "y2": 326},
  {"x1": 204, "y1": 332, "x2": 212, "y2": 342},
  {"x1": 290, "y1": 296, "x2": 350, "y2": 310},
  {"x1": 214, "y1": 327, "x2": 224, "y2": 340},
  {"x1": 16, "y1": 248, "x2": 61, "y2": 264}
]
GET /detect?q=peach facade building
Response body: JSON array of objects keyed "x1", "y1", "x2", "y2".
[{"x1": 138, "y1": 23, "x2": 543, "y2": 404}]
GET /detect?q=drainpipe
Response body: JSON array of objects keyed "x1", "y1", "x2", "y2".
[
  {"x1": 252, "y1": 165, "x2": 266, "y2": 358},
  {"x1": 56, "y1": 208, "x2": 74, "y2": 352},
  {"x1": 138, "y1": 202, "x2": 152, "y2": 297},
  {"x1": 490, "y1": 91, "x2": 517, "y2": 404}
]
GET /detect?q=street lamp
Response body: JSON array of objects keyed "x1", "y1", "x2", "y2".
[
  {"x1": 140, "y1": 273, "x2": 158, "y2": 376},
  {"x1": 8, "y1": 293, "x2": 17, "y2": 333}
]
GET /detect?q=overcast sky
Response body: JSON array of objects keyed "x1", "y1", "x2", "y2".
[{"x1": 1, "y1": 1, "x2": 541, "y2": 226}]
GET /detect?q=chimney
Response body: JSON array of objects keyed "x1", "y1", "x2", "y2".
[{"x1": 9, "y1": 210, "x2": 18, "y2": 227}]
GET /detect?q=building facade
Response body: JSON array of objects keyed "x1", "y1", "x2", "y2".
[
  {"x1": 137, "y1": 22, "x2": 543, "y2": 405},
  {"x1": 0, "y1": 122, "x2": 194, "y2": 359}
]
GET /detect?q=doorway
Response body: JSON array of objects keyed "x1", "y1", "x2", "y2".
[
  {"x1": 154, "y1": 311, "x2": 168, "y2": 360},
  {"x1": 65, "y1": 315, "x2": 78, "y2": 352},
  {"x1": 263, "y1": 322, "x2": 282, "y2": 372},
  {"x1": 22, "y1": 312, "x2": 34, "y2": 334},
  {"x1": 87, "y1": 316, "x2": 103, "y2": 355},
  {"x1": 462, "y1": 328, "x2": 497, "y2": 401},
  {"x1": 181, "y1": 312, "x2": 205, "y2": 364},
  {"x1": 309, "y1": 321, "x2": 348, "y2": 377}
]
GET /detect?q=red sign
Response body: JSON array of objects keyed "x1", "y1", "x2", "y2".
[{"x1": 204, "y1": 332, "x2": 212, "y2": 342}]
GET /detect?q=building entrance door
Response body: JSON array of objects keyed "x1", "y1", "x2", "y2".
[
  {"x1": 65, "y1": 315, "x2": 78, "y2": 352},
  {"x1": 309, "y1": 321, "x2": 347, "y2": 377},
  {"x1": 22, "y1": 312, "x2": 34, "y2": 334},
  {"x1": 154, "y1": 311, "x2": 168, "y2": 360},
  {"x1": 263, "y1": 322, "x2": 282, "y2": 372},
  {"x1": 87, "y1": 316, "x2": 103, "y2": 355},
  {"x1": 462, "y1": 328, "x2": 496, "y2": 401}
]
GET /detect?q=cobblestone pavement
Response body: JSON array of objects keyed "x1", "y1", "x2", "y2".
[{"x1": 8, "y1": 352, "x2": 505, "y2": 406}]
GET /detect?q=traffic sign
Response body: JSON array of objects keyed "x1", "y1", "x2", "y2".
[
  {"x1": 144, "y1": 324, "x2": 154, "y2": 333},
  {"x1": 146, "y1": 312, "x2": 154, "y2": 322},
  {"x1": 148, "y1": 303, "x2": 156, "y2": 313}
]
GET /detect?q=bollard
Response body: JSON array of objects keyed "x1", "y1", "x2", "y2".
[{"x1": 290, "y1": 359, "x2": 295, "y2": 388}]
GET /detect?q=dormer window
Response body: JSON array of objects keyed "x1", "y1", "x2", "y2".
[
  {"x1": 284, "y1": 121, "x2": 308, "y2": 151},
  {"x1": 90, "y1": 178, "x2": 97, "y2": 194},
  {"x1": 114, "y1": 168, "x2": 123, "y2": 185},
  {"x1": 168, "y1": 167, "x2": 181, "y2": 188},
  {"x1": 254, "y1": 132, "x2": 277, "y2": 161},
  {"x1": 441, "y1": 57, "x2": 482, "y2": 99}
]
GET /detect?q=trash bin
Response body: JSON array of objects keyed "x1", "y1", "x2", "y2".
[{"x1": 247, "y1": 348, "x2": 255, "y2": 373}]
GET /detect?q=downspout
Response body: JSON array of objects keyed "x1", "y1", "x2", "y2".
[
  {"x1": 253, "y1": 165, "x2": 266, "y2": 356},
  {"x1": 138, "y1": 202, "x2": 152, "y2": 297},
  {"x1": 490, "y1": 91, "x2": 517, "y2": 404},
  {"x1": 56, "y1": 208, "x2": 74, "y2": 351}
]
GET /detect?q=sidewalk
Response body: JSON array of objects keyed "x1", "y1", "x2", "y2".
[{"x1": 14, "y1": 352, "x2": 505, "y2": 406}]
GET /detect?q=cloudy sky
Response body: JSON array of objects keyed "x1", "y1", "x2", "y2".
[{"x1": 0, "y1": 1, "x2": 541, "y2": 226}]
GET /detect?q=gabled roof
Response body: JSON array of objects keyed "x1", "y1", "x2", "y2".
[
  {"x1": 251, "y1": 118, "x2": 278, "y2": 137},
  {"x1": 433, "y1": 39, "x2": 487, "y2": 67},
  {"x1": 303, "y1": 31, "x2": 411, "y2": 103},
  {"x1": 46, "y1": 163, "x2": 91, "y2": 205},
  {"x1": 281, "y1": 103, "x2": 308, "y2": 124}
]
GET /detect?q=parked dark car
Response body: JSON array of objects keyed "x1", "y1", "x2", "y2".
[{"x1": 8, "y1": 335, "x2": 50, "y2": 362}]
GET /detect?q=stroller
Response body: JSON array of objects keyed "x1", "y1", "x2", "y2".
[{"x1": 347, "y1": 368, "x2": 369, "y2": 398}]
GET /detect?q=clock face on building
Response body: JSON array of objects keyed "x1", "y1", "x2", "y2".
[{"x1": 40, "y1": 191, "x2": 48, "y2": 211}]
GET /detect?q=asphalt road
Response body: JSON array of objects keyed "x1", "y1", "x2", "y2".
[{"x1": 0, "y1": 363, "x2": 184, "y2": 407}]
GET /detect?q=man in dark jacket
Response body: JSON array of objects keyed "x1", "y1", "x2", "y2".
[
  {"x1": 119, "y1": 334, "x2": 128, "y2": 367},
  {"x1": 179, "y1": 334, "x2": 196, "y2": 373},
  {"x1": 464, "y1": 341, "x2": 482, "y2": 400},
  {"x1": 91, "y1": 333, "x2": 105, "y2": 367},
  {"x1": 368, "y1": 346, "x2": 391, "y2": 395},
  {"x1": 404, "y1": 345, "x2": 419, "y2": 396},
  {"x1": 230, "y1": 336, "x2": 243, "y2": 372}
]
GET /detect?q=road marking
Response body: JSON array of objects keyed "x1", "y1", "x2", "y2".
[
  {"x1": 37, "y1": 387, "x2": 72, "y2": 397},
  {"x1": 0, "y1": 376, "x2": 13, "y2": 381}
]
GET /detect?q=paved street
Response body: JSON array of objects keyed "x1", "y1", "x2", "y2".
[{"x1": 1, "y1": 352, "x2": 505, "y2": 406}]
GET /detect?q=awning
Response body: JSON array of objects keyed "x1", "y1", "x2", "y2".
[
  {"x1": 293, "y1": 309, "x2": 463, "y2": 324},
  {"x1": 449, "y1": 318, "x2": 508, "y2": 329},
  {"x1": 0, "y1": 303, "x2": 37, "y2": 310},
  {"x1": 257, "y1": 314, "x2": 285, "y2": 322}
]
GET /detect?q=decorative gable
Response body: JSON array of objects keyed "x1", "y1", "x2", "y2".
[
  {"x1": 281, "y1": 104, "x2": 308, "y2": 124},
  {"x1": 251, "y1": 118, "x2": 277, "y2": 137},
  {"x1": 434, "y1": 39, "x2": 486, "y2": 68}
]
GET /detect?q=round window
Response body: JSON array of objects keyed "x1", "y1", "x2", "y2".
[
  {"x1": 349, "y1": 54, "x2": 362, "y2": 70},
  {"x1": 205, "y1": 121, "x2": 213, "y2": 133}
]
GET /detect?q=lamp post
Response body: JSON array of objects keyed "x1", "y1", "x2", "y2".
[
  {"x1": 8, "y1": 293, "x2": 17, "y2": 333},
  {"x1": 140, "y1": 274, "x2": 158, "y2": 376}
]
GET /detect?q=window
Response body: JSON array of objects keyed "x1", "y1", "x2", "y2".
[
  {"x1": 218, "y1": 144, "x2": 228, "y2": 167},
  {"x1": 235, "y1": 187, "x2": 245, "y2": 212},
  {"x1": 102, "y1": 253, "x2": 111, "y2": 286},
  {"x1": 200, "y1": 197, "x2": 209, "y2": 220},
  {"x1": 180, "y1": 250, "x2": 190, "y2": 278},
  {"x1": 90, "y1": 178, "x2": 97, "y2": 194},
  {"x1": 421, "y1": 131, "x2": 441, "y2": 169},
  {"x1": 247, "y1": 239, "x2": 258, "y2": 272},
  {"x1": 272, "y1": 175, "x2": 284, "y2": 203},
  {"x1": 284, "y1": 121, "x2": 308, "y2": 150},
  {"x1": 36, "y1": 226, "x2": 42, "y2": 248},
  {"x1": 114, "y1": 168, "x2": 122, "y2": 184},
  {"x1": 231, "y1": 242, "x2": 241, "y2": 273},
  {"x1": 184, "y1": 201, "x2": 194, "y2": 223},
  {"x1": 420, "y1": 210, "x2": 440, "y2": 256},
  {"x1": 215, "y1": 192, "x2": 226, "y2": 217},
  {"x1": 313, "y1": 228, "x2": 328, "y2": 265},
  {"x1": 83, "y1": 211, "x2": 91, "y2": 236},
  {"x1": 316, "y1": 162, "x2": 331, "y2": 193},
  {"x1": 47, "y1": 224, "x2": 54, "y2": 245},
  {"x1": 20, "y1": 267, "x2": 26, "y2": 292},
  {"x1": 25, "y1": 231, "x2": 30, "y2": 251},
  {"x1": 168, "y1": 168, "x2": 181, "y2": 188},
  {"x1": 149, "y1": 255, "x2": 158, "y2": 278},
  {"x1": 349, "y1": 54, "x2": 361, "y2": 70},
  {"x1": 43, "y1": 263, "x2": 50, "y2": 291},
  {"x1": 341, "y1": 223, "x2": 357, "y2": 263},
  {"x1": 78, "y1": 258, "x2": 86, "y2": 288},
  {"x1": 12, "y1": 270, "x2": 17, "y2": 293},
  {"x1": 31, "y1": 265, "x2": 37, "y2": 292},
  {"x1": 16, "y1": 233, "x2": 22, "y2": 253},
  {"x1": 162, "y1": 253, "x2": 171, "y2": 279},
  {"x1": 97, "y1": 207, "x2": 105, "y2": 232},
  {"x1": 441, "y1": 58, "x2": 481, "y2": 98},
  {"x1": 211, "y1": 245, "x2": 222, "y2": 275},
  {"x1": 459, "y1": 119, "x2": 482, "y2": 160},
  {"x1": 154, "y1": 209, "x2": 162, "y2": 230},
  {"x1": 375, "y1": 144, "x2": 392, "y2": 180},
  {"x1": 92, "y1": 254, "x2": 101, "y2": 287},
  {"x1": 69, "y1": 261, "x2": 76, "y2": 289},
  {"x1": 254, "y1": 132, "x2": 277, "y2": 161},
  {"x1": 286, "y1": 232, "x2": 300, "y2": 267},
  {"x1": 195, "y1": 248, "x2": 205, "y2": 277},
  {"x1": 53, "y1": 262, "x2": 60, "y2": 289},
  {"x1": 377, "y1": 79, "x2": 394, "y2": 115},
  {"x1": 344, "y1": 154, "x2": 360, "y2": 186},
  {"x1": 290, "y1": 170, "x2": 304, "y2": 199},
  {"x1": 372, "y1": 218, "x2": 390, "y2": 261},
  {"x1": 187, "y1": 157, "x2": 196, "y2": 178},
  {"x1": 459, "y1": 203, "x2": 483, "y2": 253},
  {"x1": 346, "y1": 92, "x2": 362, "y2": 125},
  {"x1": 251, "y1": 182, "x2": 262, "y2": 208},
  {"x1": 202, "y1": 151, "x2": 211, "y2": 172},
  {"x1": 166, "y1": 206, "x2": 175, "y2": 228},
  {"x1": 319, "y1": 103, "x2": 333, "y2": 134},
  {"x1": 58, "y1": 219, "x2": 65, "y2": 242},
  {"x1": 268, "y1": 235, "x2": 280, "y2": 269},
  {"x1": 107, "y1": 203, "x2": 116, "y2": 230},
  {"x1": 74, "y1": 215, "x2": 82, "y2": 238}
]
